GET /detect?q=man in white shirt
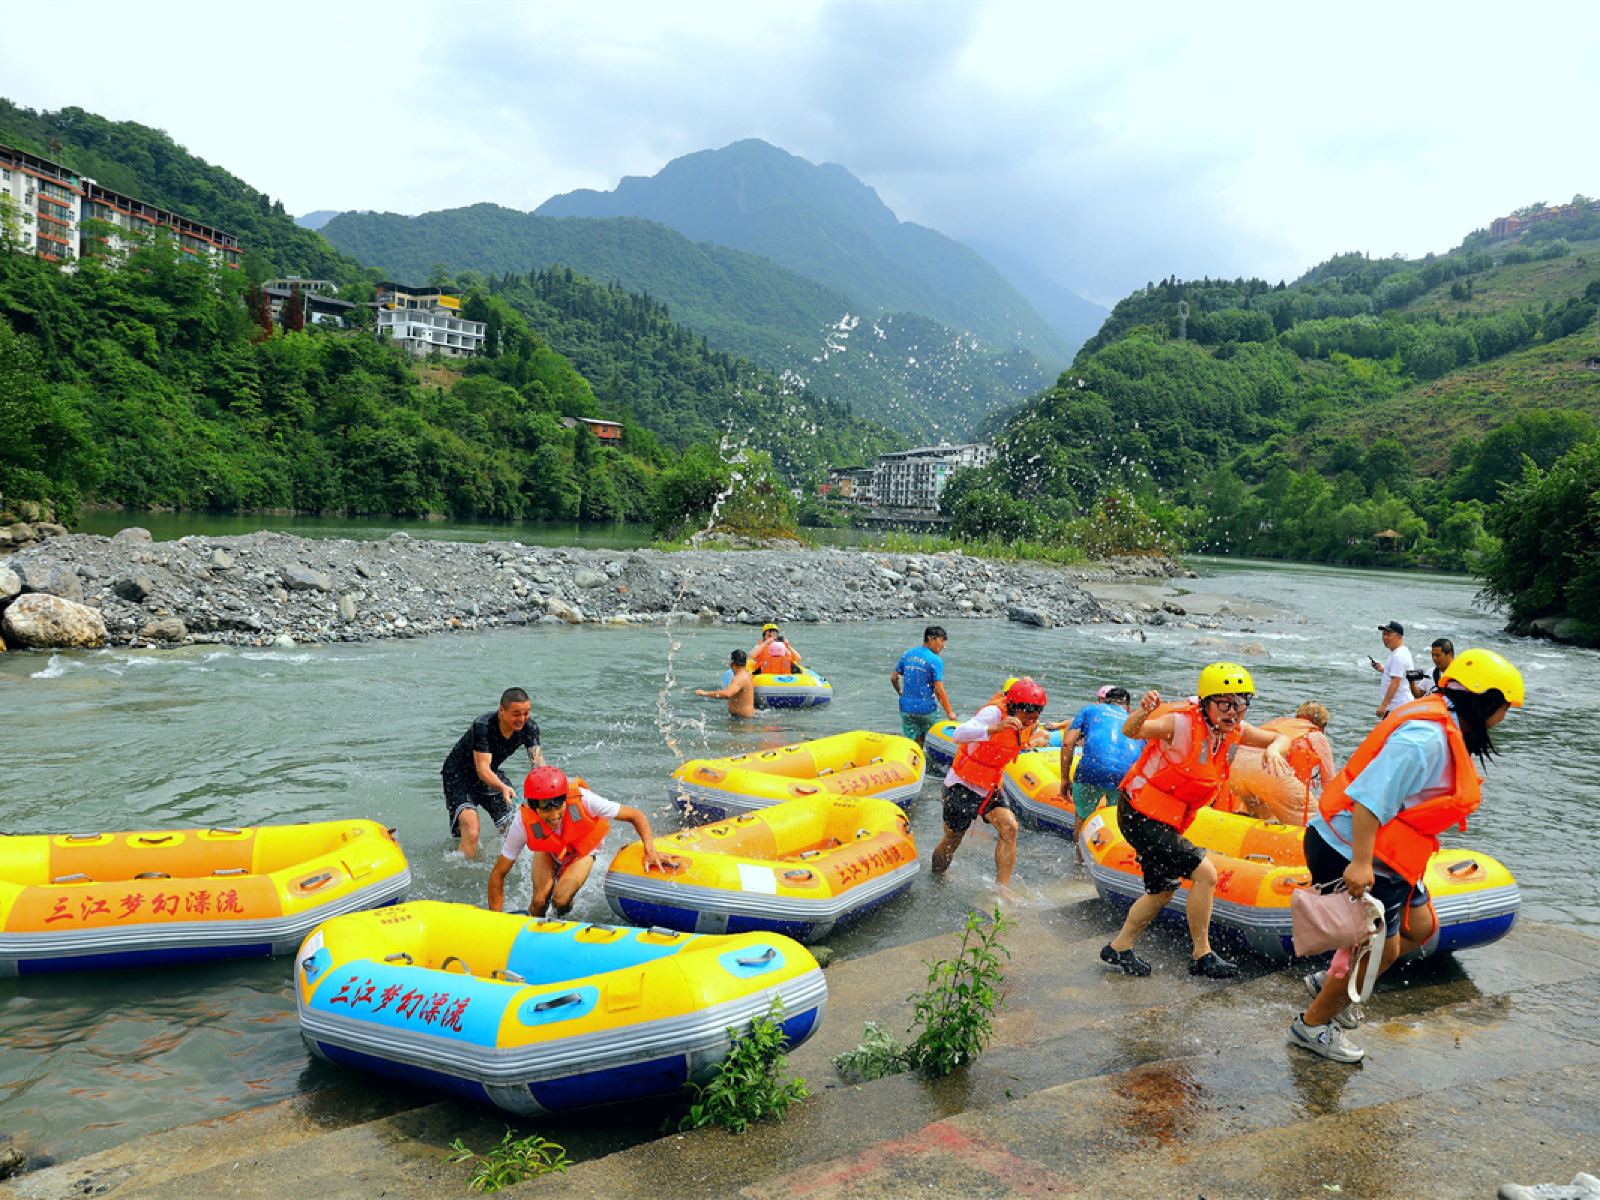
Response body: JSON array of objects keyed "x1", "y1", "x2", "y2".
[{"x1": 1372, "y1": 622, "x2": 1415, "y2": 720}]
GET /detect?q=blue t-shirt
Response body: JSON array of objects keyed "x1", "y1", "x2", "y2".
[
  {"x1": 1068, "y1": 703, "x2": 1141, "y2": 788},
  {"x1": 1307, "y1": 719, "x2": 1453, "y2": 867},
  {"x1": 895, "y1": 646, "x2": 944, "y2": 715}
]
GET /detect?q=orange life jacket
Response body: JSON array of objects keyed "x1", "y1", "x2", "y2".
[
  {"x1": 520, "y1": 777, "x2": 610, "y2": 860},
  {"x1": 1317, "y1": 695, "x2": 1481, "y2": 884},
  {"x1": 751, "y1": 640, "x2": 799, "y2": 675},
  {"x1": 950, "y1": 706, "x2": 1024, "y2": 799},
  {"x1": 1121, "y1": 702, "x2": 1242, "y2": 832}
]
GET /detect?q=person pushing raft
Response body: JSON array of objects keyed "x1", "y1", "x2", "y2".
[
  {"x1": 1100, "y1": 663, "x2": 1292, "y2": 979},
  {"x1": 487, "y1": 766, "x2": 663, "y2": 918}
]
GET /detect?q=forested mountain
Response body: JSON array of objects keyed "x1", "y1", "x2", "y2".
[
  {"x1": 946, "y1": 203, "x2": 1600, "y2": 574},
  {"x1": 295, "y1": 210, "x2": 341, "y2": 231},
  {"x1": 322, "y1": 203, "x2": 1048, "y2": 438},
  {"x1": 537, "y1": 139, "x2": 1078, "y2": 363},
  {"x1": 0, "y1": 101, "x2": 365, "y2": 284}
]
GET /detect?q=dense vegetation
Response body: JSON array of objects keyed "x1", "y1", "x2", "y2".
[
  {"x1": 948, "y1": 207, "x2": 1600, "y2": 573},
  {"x1": 323, "y1": 204, "x2": 1048, "y2": 439},
  {"x1": 0, "y1": 101, "x2": 365, "y2": 285}
]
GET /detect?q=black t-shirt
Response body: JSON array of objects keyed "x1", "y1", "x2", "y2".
[{"x1": 440, "y1": 711, "x2": 541, "y2": 786}]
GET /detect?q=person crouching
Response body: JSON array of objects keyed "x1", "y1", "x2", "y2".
[{"x1": 487, "y1": 767, "x2": 663, "y2": 918}]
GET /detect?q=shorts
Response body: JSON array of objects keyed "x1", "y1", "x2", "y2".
[
  {"x1": 1119, "y1": 799, "x2": 1205, "y2": 894},
  {"x1": 1305, "y1": 825, "x2": 1430, "y2": 938},
  {"x1": 901, "y1": 710, "x2": 940, "y2": 741},
  {"x1": 443, "y1": 773, "x2": 513, "y2": 838},
  {"x1": 1070, "y1": 779, "x2": 1117, "y2": 823},
  {"x1": 942, "y1": 781, "x2": 1010, "y2": 836}
]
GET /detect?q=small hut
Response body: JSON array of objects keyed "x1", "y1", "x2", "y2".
[{"x1": 1375, "y1": 529, "x2": 1402, "y2": 553}]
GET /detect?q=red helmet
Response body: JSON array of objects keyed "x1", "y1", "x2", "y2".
[
  {"x1": 523, "y1": 766, "x2": 569, "y2": 802},
  {"x1": 1006, "y1": 679, "x2": 1048, "y2": 709}
]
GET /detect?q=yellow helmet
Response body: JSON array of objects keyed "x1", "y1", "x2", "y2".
[
  {"x1": 761, "y1": 623, "x2": 780, "y2": 634},
  {"x1": 1197, "y1": 662, "x2": 1254, "y2": 699},
  {"x1": 1002, "y1": 676, "x2": 1020, "y2": 692},
  {"x1": 1438, "y1": 648, "x2": 1524, "y2": 707}
]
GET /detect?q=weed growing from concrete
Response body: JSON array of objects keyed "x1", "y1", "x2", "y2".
[
  {"x1": 832, "y1": 1020, "x2": 910, "y2": 1083},
  {"x1": 446, "y1": 1130, "x2": 570, "y2": 1192},
  {"x1": 677, "y1": 1000, "x2": 811, "y2": 1133}
]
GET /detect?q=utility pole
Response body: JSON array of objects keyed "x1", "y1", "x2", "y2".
[{"x1": 1176, "y1": 300, "x2": 1189, "y2": 341}]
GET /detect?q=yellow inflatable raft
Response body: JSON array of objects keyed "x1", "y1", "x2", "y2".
[
  {"x1": 672, "y1": 729, "x2": 924, "y2": 819},
  {"x1": 1080, "y1": 805, "x2": 1519, "y2": 962},
  {"x1": 998, "y1": 750, "x2": 1079, "y2": 836},
  {"x1": 0, "y1": 820, "x2": 410, "y2": 975},
  {"x1": 296, "y1": 901, "x2": 826, "y2": 1115},
  {"x1": 605, "y1": 794, "x2": 918, "y2": 941}
]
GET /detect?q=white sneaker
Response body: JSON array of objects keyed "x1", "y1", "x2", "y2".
[
  {"x1": 1499, "y1": 1174, "x2": 1600, "y2": 1200},
  {"x1": 1305, "y1": 970, "x2": 1362, "y2": 1030},
  {"x1": 1288, "y1": 1014, "x2": 1364, "y2": 1063}
]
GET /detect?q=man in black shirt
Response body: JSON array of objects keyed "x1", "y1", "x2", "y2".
[{"x1": 441, "y1": 687, "x2": 544, "y2": 858}]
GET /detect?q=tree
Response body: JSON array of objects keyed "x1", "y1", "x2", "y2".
[{"x1": 282, "y1": 283, "x2": 305, "y2": 333}]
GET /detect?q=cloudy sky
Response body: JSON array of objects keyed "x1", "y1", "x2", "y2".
[{"x1": 4, "y1": 0, "x2": 1596, "y2": 304}]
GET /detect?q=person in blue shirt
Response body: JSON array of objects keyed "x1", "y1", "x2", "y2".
[
  {"x1": 890, "y1": 625, "x2": 955, "y2": 747},
  {"x1": 1058, "y1": 686, "x2": 1141, "y2": 834}
]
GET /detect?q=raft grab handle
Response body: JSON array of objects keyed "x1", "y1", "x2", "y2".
[
  {"x1": 736, "y1": 948, "x2": 778, "y2": 968},
  {"x1": 383, "y1": 952, "x2": 414, "y2": 965},
  {"x1": 534, "y1": 992, "x2": 584, "y2": 1013},
  {"x1": 51, "y1": 872, "x2": 92, "y2": 884}
]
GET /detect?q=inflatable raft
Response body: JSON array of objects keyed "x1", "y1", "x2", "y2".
[
  {"x1": 1080, "y1": 805, "x2": 1519, "y2": 962},
  {"x1": 998, "y1": 750, "x2": 1080, "y2": 837},
  {"x1": 295, "y1": 901, "x2": 826, "y2": 1115},
  {"x1": 730, "y1": 668, "x2": 832, "y2": 709},
  {"x1": 672, "y1": 730, "x2": 924, "y2": 819},
  {"x1": 925, "y1": 720, "x2": 1061, "y2": 771},
  {"x1": 0, "y1": 820, "x2": 410, "y2": 975},
  {"x1": 604, "y1": 795, "x2": 918, "y2": 942}
]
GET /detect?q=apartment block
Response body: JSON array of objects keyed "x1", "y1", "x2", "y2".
[
  {"x1": 870, "y1": 443, "x2": 995, "y2": 511},
  {"x1": 373, "y1": 282, "x2": 486, "y2": 358}
]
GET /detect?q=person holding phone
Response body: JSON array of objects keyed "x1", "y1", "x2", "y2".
[{"x1": 1372, "y1": 622, "x2": 1415, "y2": 720}]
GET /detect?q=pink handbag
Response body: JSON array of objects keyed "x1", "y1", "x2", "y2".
[{"x1": 1291, "y1": 882, "x2": 1381, "y2": 956}]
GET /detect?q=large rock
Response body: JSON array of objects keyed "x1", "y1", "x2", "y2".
[
  {"x1": 0, "y1": 565, "x2": 19, "y2": 603},
  {"x1": 18, "y1": 561, "x2": 83, "y2": 603},
  {"x1": 111, "y1": 527, "x2": 154, "y2": 543},
  {"x1": 573, "y1": 569, "x2": 608, "y2": 589},
  {"x1": 209, "y1": 549, "x2": 235, "y2": 570},
  {"x1": 114, "y1": 573, "x2": 156, "y2": 603},
  {"x1": 33, "y1": 522, "x2": 68, "y2": 539},
  {"x1": 282, "y1": 564, "x2": 334, "y2": 592},
  {"x1": 545, "y1": 597, "x2": 584, "y2": 623},
  {"x1": 337, "y1": 594, "x2": 358, "y2": 622},
  {"x1": 2, "y1": 593, "x2": 108, "y2": 648},
  {"x1": 0, "y1": 523, "x2": 34, "y2": 549},
  {"x1": 138, "y1": 616, "x2": 188, "y2": 643}
]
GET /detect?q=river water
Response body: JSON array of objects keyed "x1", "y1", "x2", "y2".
[{"x1": 1, "y1": 548, "x2": 1595, "y2": 1161}]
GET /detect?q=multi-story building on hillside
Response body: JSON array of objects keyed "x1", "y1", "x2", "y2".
[
  {"x1": 1, "y1": 142, "x2": 240, "y2": 270},
  {"x1": 870, "y1": 443, "x2": 994, "y2": 512},
  {"x1": 373, "y1": 282, "x2": 486, "y2": 358}
]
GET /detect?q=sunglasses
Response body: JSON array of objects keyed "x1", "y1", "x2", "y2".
[
  {"x1": 1207, "y1": 695, "x2": 1250, "y2": 713},
  {"x1": 529, "y1": 797, "x2": 565, "y2": 811},
  {"x1": 1012, "y1": 703, "x2": 1043, "y2": 715}
]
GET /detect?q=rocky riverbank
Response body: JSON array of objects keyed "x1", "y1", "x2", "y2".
[{"x1": 0, "y1": 529, "x2": 1209, "y2": 651}]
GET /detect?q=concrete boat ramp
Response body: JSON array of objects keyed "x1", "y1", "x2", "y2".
[{"x1": 6, "y1": 881, "x2": 1598, "y2": 1200}]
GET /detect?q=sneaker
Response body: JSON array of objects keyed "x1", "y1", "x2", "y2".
[
  {"x1": 1305, "y1": 970, "x2": 1362, "y2": 1030},
  {"x1": 1100, "y1": 943, "x2": 1151, "y2": 976},
  {"x1": 1189, "y1": 951, "x2": 1238, "y2": 979},
  {"x1": 1499, "y1": 1174, "x2": 1600, "y2": 1200},
  {"x1": 1288, "y1": 1014, "x2": 1364, "y2": 1063}
]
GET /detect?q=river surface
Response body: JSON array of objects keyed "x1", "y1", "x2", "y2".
[{"x1": 1, "y1": 550, "x2": 1595, "y2": 1161}]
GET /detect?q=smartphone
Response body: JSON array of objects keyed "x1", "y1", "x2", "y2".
[{"x1": 1368, "y1": 656, "x2": 1381, "y2": 668}]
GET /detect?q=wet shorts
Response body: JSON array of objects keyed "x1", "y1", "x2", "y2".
[
  {"x1": 942, "y1": 782, "x2": 1010, "y2": 836},
  {"x1": 443, "y1": 773, "x2": 513, "y2": 838},
  {"x1": 901, "y1": 711, "x2": 940, "y2": 742},
  {"x1": 1305, "y1": 825, "x2": 1430, "y2": 938},
  {"x1": 1118, "y1": 799, "x2": 1205, "y2": 894},
  {"x1": 1071, "y1": 780, "x2": 1117, "y2": 823}
]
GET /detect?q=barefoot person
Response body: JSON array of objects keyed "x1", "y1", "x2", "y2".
[
  {"x1": 1100, "y1": 663, "x2": 1291, "y2": 979},
  {"x1": 1290, "y1": 649, "x2": 1523, "y2": 1063},
  {"x1": 440, "y1": 688, "x2": 545, "y2": 859},
  {"x1": 695, "y1": 649, "x2": 757, "y2": 717},
  {"x1": 931, "y1": 679, "x2": 1050, "y2": 891},
  {"x1": 487, "y1": 766, "x2": 664, "y2": 918}
]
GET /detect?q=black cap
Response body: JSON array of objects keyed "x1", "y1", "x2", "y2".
[{"x1": 1378, "y1": 621, "x2": 1405, "y2": 635}]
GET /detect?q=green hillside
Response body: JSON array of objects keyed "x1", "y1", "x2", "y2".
[
  {"x1": 322, "y1": 204, "x2": 1047, "y2": 438},
  {"x1": 537, "y1": 139, "x2": 1077, "y2": 364},
  {"x1": 0, "y1": 100, "x2": 365, "y2": 284},
  {"x1": 946, "y1": 206, "x2": 1600, "y2": 570}
]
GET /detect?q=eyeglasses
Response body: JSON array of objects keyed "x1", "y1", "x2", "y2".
[
  {"x1": 1207, "y1": 695, "x2": 1250, "y2": 713},
  {"x1": 1012, "y1": 703, "x2": 1043, "y2": 715}
]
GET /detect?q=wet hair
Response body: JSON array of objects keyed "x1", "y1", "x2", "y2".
[
  {"x1": 1431, "y1": 638, "x2": 1455, "y2": 655},
  {"x1": 730, "y1": 649, "x2": 748, "y2": 667},
  {"x1": 1296, "y1": 701, "x2": 1330, "y2": 729},
  {"x1": 1104, "y1": 687, "x2": 1131, "y2": 705},
  {"x1": 924, "y1": 625, "x2": 947, "y2": 643},
  {"x1": 1447, "y1": 686, "x2": 1506, "y2": 762},
  {"x1": 499, "y1": 687, "x2": 530, "y2": 708}
]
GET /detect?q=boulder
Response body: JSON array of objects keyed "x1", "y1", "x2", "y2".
[
  {"x1": 209, "y1": 549, "x2": 235, "y2": 570},
  {"x1": 2, "y1": 593, "x2": 108, "y2": 648},
  {"x1": 33, "y1": 522, "x2": 68, "y2": 539},
  {"x1": 1008, "y1": 605, "x2": 1054, "y2": 629},
  {"x1": 138, "y1": 616, "x2": 188, "y2": 643},
  {"x1": 0, "y1": 522, "x2": 35, "y2": 548},
  {"x1": 282, "y1": 564, "x2": 334, "y2": 592},
  {"x1": 19, "y1": 562, "x2": 83, "y2": 603},
  {"x1": 114, "y1": 573, "x2": 156, "y2": 603},
  {"x1": 544, "y1": 597, "x2": 584, "y2": 623},
  {"x1": 337, "y1": 594, "x2": 358, "y2": 622},
  {"x1": 573, "y1": 569, "x2": 608, "y2": 589},
  {"x1": 111, "y1": 526, "x2": 154, "y2": 544},
  {"x1": 0, "y1": 565, "x2": 19, "y2": 603},
  {"x1": 272, "y1": 633, "x2": 297, "y2": 648}
]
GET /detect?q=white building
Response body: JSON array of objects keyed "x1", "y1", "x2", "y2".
[
  {"x1": 871, "y1": 443, "x2": 994, "y2": 512},
  {"x1": 374, "y1": 282, "x2": 486, "y2": 358}
]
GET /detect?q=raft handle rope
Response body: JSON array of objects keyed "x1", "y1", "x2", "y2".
[
  {"x1": 646, "y1": 927, "x2": 684, "y2": 939},
  {"x1": 212, "y1": 867, "x2": 247, "y2": 876},
  {"x1": 783, "y1": 869, "x2": 815, "y2": 882},
  {"x1": 64, "y1": 833, "x2": 104, "y2": 843},
  {"x1": 533, "y1": 992, "x2": 584, "y2": 1012},
  {"x1": 1446, "y1": 858, "x2": 1480, "y2": 876},
  {"x1": 134, "y1": 871, "x2": 172, "y2": 880},
  {"x1": 441, "y1": 956, "x2": 472, "y2": 975},
  {"x1": 491, "y1": 969, "x2": 526, "y2": 983},
  {"x1": 737, "y1": 948, "x2": 779, "y2": 967},
  {"x1": 135, "y1": 835, "x2": 176, "y2": 846},
  {"x1": 383, "y1": 952, "x2": 414, "y2": 965},
  {"x1": 51, "y1": 872, "x2": 92, "y2": 884},
  {"x1": 296, "y1": 872, "x2": 336, "y2": 893},
  {"x1": 799, "y1": 850, "x2": 823, "y2": 860},
  {"x1": 208, "y1": 827, "x2": 245, "y2": 836},
  {"x1": 1245, "y1": 853, "x2": 1275, "y2": 863}
]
